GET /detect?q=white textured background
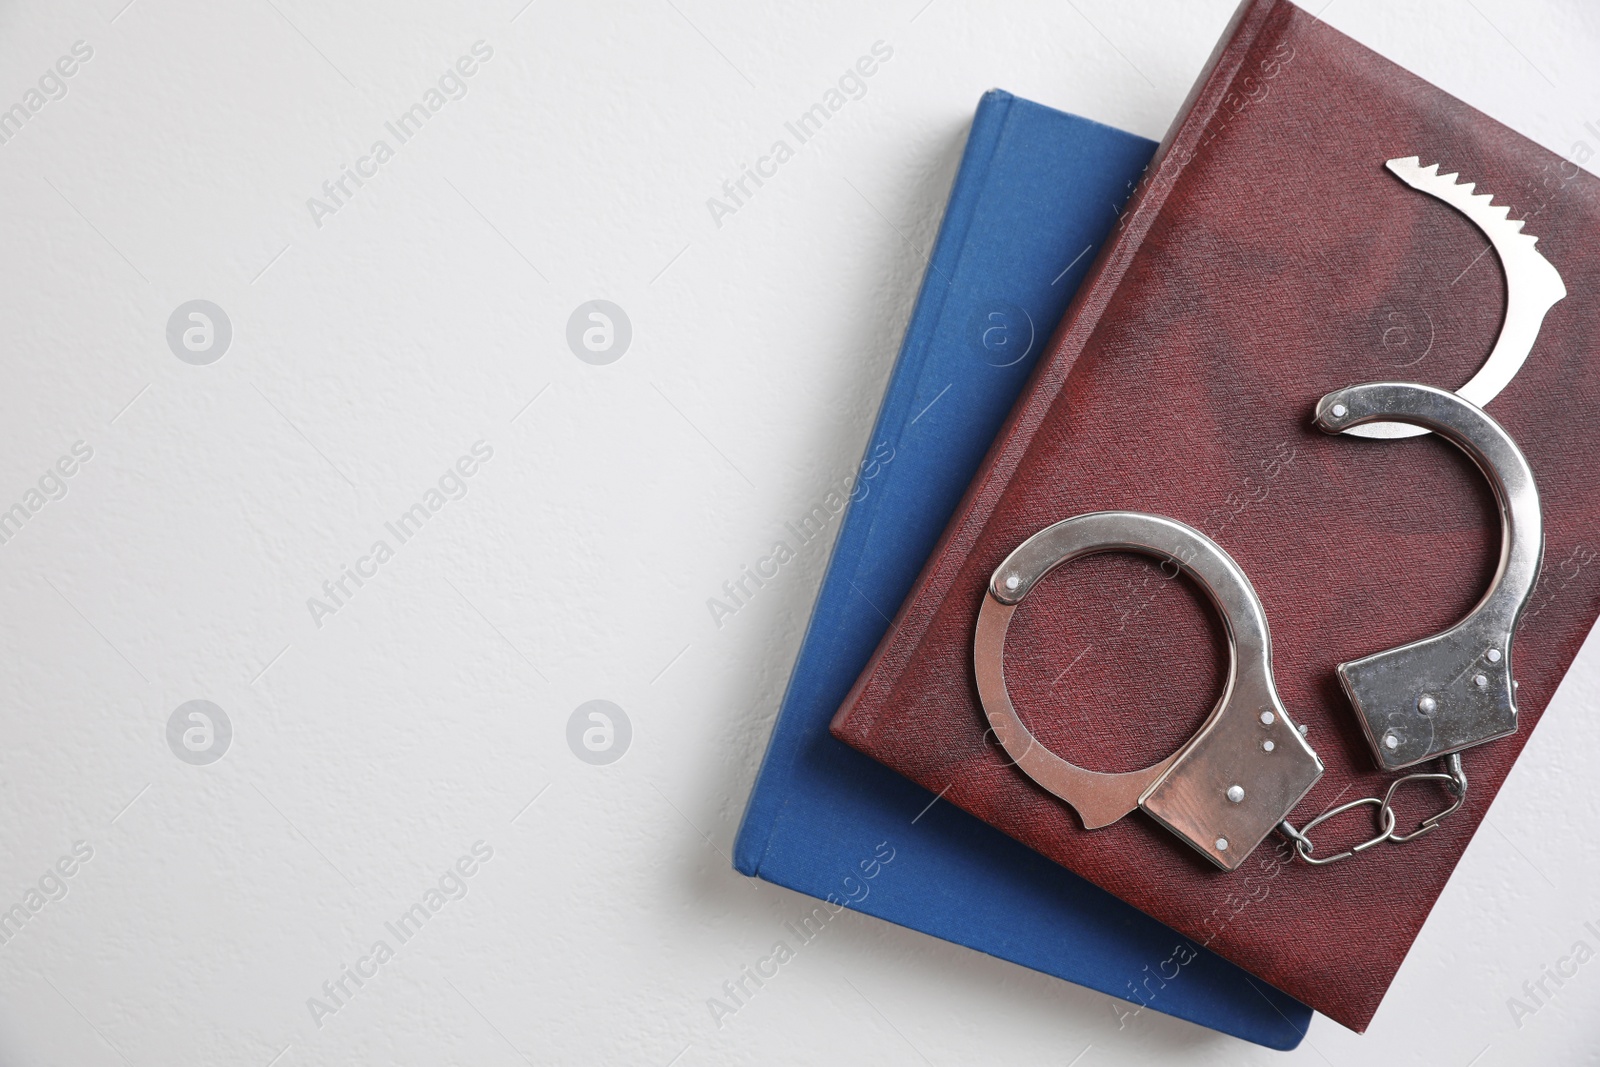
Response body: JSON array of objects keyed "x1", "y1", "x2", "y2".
[{"x1": 0, "y1": 0, "x2": 1597, "y2": 1064}]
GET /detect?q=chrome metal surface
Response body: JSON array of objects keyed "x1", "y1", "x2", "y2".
[
  {"x1": 1290, "y1": 796, "x2": 1397, "y2": 866},
  {"x1": 1315, "y1": 382, "x2": 1543, "y2": 770},
  {"x1": 975, "y1": 512, "x2": 1323, "y2": 871},
  {"x1": 1345, "y1": 157, "x2": 1566, "y2": 439},
  {"x1": 1279, "y1": 751, "x2": 1467, "y2": 864},
  {"x1": 1382, "y1": 752, "x2": 1469, "y2": 843}
]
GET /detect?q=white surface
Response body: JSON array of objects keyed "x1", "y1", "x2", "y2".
[{"x1": 0, "y1": 0, "x2": 1597, "y2": 1064}]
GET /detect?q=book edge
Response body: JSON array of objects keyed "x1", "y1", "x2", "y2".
[
  {"x1": 732, "y1": 89, "x2": 1019, "y2": 875},
  {"x1": 830, "y1": 0, "x2": 1286, "y2": 746}
]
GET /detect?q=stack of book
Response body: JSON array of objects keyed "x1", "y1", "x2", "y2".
[{"x1": 738, "y1": 0, "x2": 1600, "y2": 1044}]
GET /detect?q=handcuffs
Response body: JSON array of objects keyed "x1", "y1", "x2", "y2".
[{"x1": 974, "y1": 158, "x2": 1563, "y2": 871}]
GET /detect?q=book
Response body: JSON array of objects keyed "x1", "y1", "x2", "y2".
[
  {"x1": 832, "y1": 0, "x2": 1600, "y2": 1032},
  {"x1": 735, "y1": 89, "x2": 1312, "y2": 1049}
]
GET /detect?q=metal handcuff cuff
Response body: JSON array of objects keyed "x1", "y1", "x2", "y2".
[{"x1": 972, "y1": 157, "x2": 1562, "y2": 871}]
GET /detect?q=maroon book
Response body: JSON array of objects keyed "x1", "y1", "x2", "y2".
[{"x1": 831, "y1": 0, "x2": 1600, "y2": 1032}]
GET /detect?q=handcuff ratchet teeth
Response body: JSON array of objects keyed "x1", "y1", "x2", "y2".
[{"x1": 1348, "y1": 157, "x2": 1566, "y2": 440}]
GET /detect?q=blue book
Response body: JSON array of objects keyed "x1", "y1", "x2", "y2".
[{"x1": 734, "y1": 90, "x2": 1311, "y2": 1049}]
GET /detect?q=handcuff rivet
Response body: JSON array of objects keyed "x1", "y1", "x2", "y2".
[
  {"x1": 1383, "y1": 731, "x2": 1400, "y2": 750},
  {"x1": 976, "y1": 511, "x2": 1329, "y2": 870},
  {"x1": 1331, "y1": 403, "x2": 1348, "y2": 417},
  {"x1": 1004, "y1": 575, "x2": 1020, "y2": 591},
  {"x1": 1298, "y1": 724, "x2": 1308, "y2": 736},
  {"x1": 1473, "y1": 674, "x2": 1488, "y2": 688},
  {"x1": 1486, "y1": 649, "x2": 1502, "y2": 663},
  {"x1": 1417, "y1": 694, "x2": 1438, "y2": 715},
  {"x1": 1262, "y1": 739, "x2": 1275, "y2": 752}
]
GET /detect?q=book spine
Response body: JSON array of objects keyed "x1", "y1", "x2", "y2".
[
  {"x1": 831, "y1": 0, "x2": 1293, "y2": 743},
  {"x1": 732, "y1": 91, "x2": 1017, "y2": 874}
]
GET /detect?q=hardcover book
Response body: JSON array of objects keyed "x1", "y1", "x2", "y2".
[
  {"x1": 832, "y1": 0, "x2": 1600, "y2": 1032},
  {"x1": 735, "y1": 90, "x2": 1312, "y2": 1047}
]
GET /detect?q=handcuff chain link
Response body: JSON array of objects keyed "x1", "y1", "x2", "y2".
[{"x1": 1277, "y1": 752, "x2": 1468, "y2": 865}]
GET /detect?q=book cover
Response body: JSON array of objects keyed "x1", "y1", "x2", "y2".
[
  {"x1": 832, "y1": 0, "x2": 1600, "y2": 1032},
  {"x1": 735, "y1": 90, "x2": 1312, "y2": 1048}
]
